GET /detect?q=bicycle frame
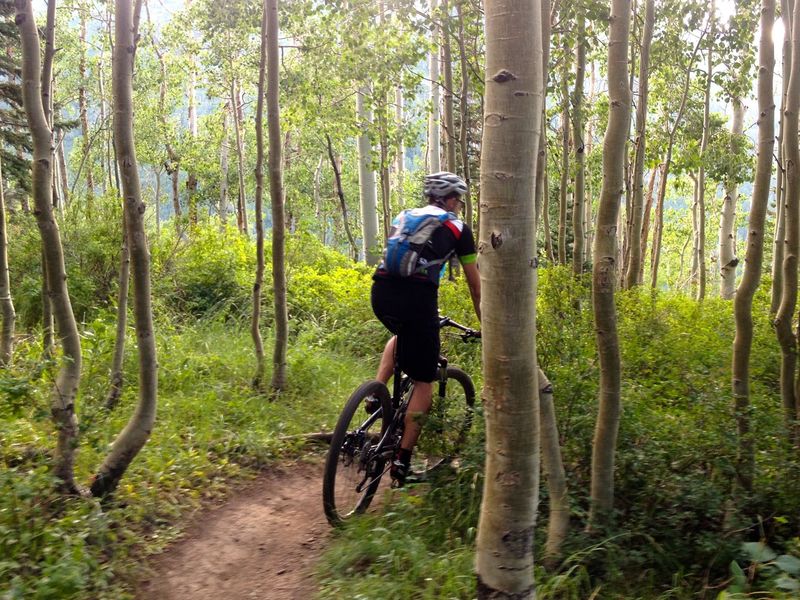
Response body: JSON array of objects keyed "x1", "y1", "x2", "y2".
[{"x1": 350, "y1": 317, "x2": 479, "y2": 493}]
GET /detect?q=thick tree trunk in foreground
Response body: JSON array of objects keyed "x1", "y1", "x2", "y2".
[
  {"x1": 0, "y1": 155, "x2": 14, "y2": 365},
  {"x1": 719, "y1": 98, "x2": 744, "y2": 299},
  {"x1": 732, "y1": 0, "x2": 774, "y2": 493},
  {"x1": 267, "y1": 0, "x2": 288, "y2": 392},
  {"x1": 776, "y1": 0, "x2": 800, "y2": 441},
  {"x1": 252, "y1": 2, "x2": 268, "y2": 390},
  {"x1": 589, "y1": 0, "x2": 630, "y2": 529},
  {"x1": 91, "y1": 0, "x2": 157, "y2": 498},
  {"x1": 624, "y1": 0, "x2": 654, "y2": 289},
  {"x1": 17, "y1": 0, "x2": 82, "y2": 494},
  {"x1": 539, "y1": 368, "x2": 569, "y2": 566},
  {"x1": 475, "y1": 0, "x2": 543, "y2": 596}
]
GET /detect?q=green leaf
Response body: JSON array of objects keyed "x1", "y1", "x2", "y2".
[
  {"x1": 775, "y1": 575, "x2": 800, "y2": 592},
  {"x1": 742, "y1": 542, "x2": 777, "y2": 563},
  {"x1": 775, "y1": 554, "x2": 800, "y2": 576},
  {"x1": 729, "y1": 560, "x2": 746, "y2": 592}
]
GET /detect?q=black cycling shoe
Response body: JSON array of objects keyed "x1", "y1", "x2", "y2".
[{"x1": 390, "y1": 459, "x2": 410, "y2": 487}]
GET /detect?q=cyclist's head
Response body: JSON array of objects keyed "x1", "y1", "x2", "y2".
[{"x1": 424, "y1": 172, "x2": 467, "y2": 210}]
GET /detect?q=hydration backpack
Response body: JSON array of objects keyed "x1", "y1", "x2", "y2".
[{"x1": 382, "y1": 208, "x2": 458, "y2": 277}]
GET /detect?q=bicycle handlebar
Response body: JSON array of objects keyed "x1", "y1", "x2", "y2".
[{"x1": 438, "y1": 316, "x2": 481, "y2": 341}]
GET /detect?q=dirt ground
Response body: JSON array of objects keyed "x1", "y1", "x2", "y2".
[{"x1": 137, "y1": 460, "x2": 330, "y2": 600}]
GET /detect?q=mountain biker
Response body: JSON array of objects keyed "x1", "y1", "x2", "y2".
[{"x1": 371, "y1": 171, "x2": 481, "y2": 486}]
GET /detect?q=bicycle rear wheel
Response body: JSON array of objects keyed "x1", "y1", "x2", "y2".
[
  {"x1": 322, "y1": 380, "x2": 392, "y2": 526},
  {"x1": 413, "y1": 366, "x2": 475, "y2": 475}
]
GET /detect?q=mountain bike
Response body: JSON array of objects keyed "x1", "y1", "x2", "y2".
[{"x1": 322, "y1": 316, "x2": 479, "y2": 526}]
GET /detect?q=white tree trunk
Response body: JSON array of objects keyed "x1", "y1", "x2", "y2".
[
  {"x1": 719, "y1": 98, "x2": 744, "y2": 299},
  {"x1": 475, "y1": 0, "x2": 543, "y2": 595},
  {"x1": 428, "y1": 0, "x2": 441, "y2": 173},
  {"x1": 356, "y1": 87, "x2": 379, "y2": 265}
]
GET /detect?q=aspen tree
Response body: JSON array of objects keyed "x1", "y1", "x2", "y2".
[
  {"x1": 428, "y1": 0, "x2": 441, "y2": 172},
  {"x1": 0, "y1": 155, "x2": 13, "y2": 365},
  {"x1": 624, "y1": 0, "x2": 654, "y2": 289},
  {"x1": 91, "y1": 0, "x2": 157, "y2": 498},
  {"x1": 589, "y1": 0, "x2": 630, "y2": 528},
  {"x1": 775, "y1": 0, "x2": 800, "y2": 439},
  {"x1": 252, "y1": 0, "x2": 268, "y2": 390},
  {"x1": 732, "y1": 0, "x2": 774, "y2": 492},
  {"x1": 267, "y1": 0, "x2": 288, "y2": 391},
  {"x1": 572, "y1": 6, "x2": 586, "y2": 275},
  {"x1": 17, "y1": 0, "x2": 82, "y2": 493},
  {"x1": 475, "y1": 0, "x2": 543, "y2": 594}
]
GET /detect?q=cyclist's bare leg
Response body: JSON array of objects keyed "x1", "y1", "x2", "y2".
[
  {"x1": 376, "y1": 336, "x2": 396, "y2": 384},
  {"x1": 400, "y1": 381, "x2": 433, "y2": 451}
]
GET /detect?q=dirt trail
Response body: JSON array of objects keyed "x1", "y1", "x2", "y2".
[{"x1": 137, "y1": 459, "x2": 331, "y2": 600}]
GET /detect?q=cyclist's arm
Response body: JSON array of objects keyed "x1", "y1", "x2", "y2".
[{"x1": 462, "y1": 261, "x2": 481, "y2": 322}]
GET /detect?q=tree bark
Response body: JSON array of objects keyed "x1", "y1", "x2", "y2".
[
  {"x1": 326, "y1": 135, "x2": 358, "y2": 260},
  {"x1": 92, "y1": 0, "x2": 158, "y2": 498},
  {"x1": 695, "y1": 4, "x2": 714, "y2": 301},
  {"x1": 771, "y1": 0, "x2": 792, "y2": 314},
  {"x1": 356, "y1": 87, "x2": 379, "y2": 265},
  {"x1": 538, "y1": 368, "x2": 569, "y2": 566},
  {"x1": 440, "y1": 0, "x2": 457, "y2": 173},
  {"x1": 639, "y1": 165, "x2": 658, "y2": 283},
  {"x1": 534, "y1": 0, "x2": 551, "y2": 258},
  {"x1": 589, "y1": 0, "x2": 630, "y2": 529},
  {"x1": 456, "y1": 0, "x2": 472, "y2": 227},
  {"x1": 0, "y1": 155, "x2": 14, "y2": 365},
  {"x1": 220, "y1": 103, "x2": 230, "y2": 229},
  {"x1": 17, "y1": 0, "x2": 82, "y2": 494},
  {"x1": 105, "y1": 213, "x2": 129, "y2": 411},
  {"x1": 79, "y1": 0, "x2": 94, "y2": 212},
  {"x1": 475, "y1": 0, "x2": 543, "y2": 595},
  {"x1": 776, "y1": 0, "x2": 800, "y2": 441},
  {"x1": 719, "y1": 98, "x2": 744, "y2": 299},
  {"x1": 572, "y1": 9, "x2": 586, "y2": 275},
  {"x1": 252, "y1": 2, "x2": 268, "y2": 391},
  {"x1": 732, "y1": 0, "x2": 774, "y2": 493},
  {"x1": 187, "y1": 56, "x2": 198, "y2": 228},
  {"x1": 428, "y1": 0, "x2": 441, "y2": 173},
  {"x1": 267, "y1": 0, "x2": 288, "y2": 392},
  {"x1": 624, "y1": 0, "x2": 654, "y2": 289},
  {"x1": 232, "y1": 79, "x2": 248, "y2": 236},
  {"x1": 558, "y1": 45, "x2": 569, "y2": 266}
]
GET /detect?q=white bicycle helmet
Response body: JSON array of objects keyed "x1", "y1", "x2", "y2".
[{"x1": 423, "y1": 171, "x2": 468, "y2": 199}]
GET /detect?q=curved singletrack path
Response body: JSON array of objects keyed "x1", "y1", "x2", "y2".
[{"x1": 137, "y1": 460, "x2": 331, "y2": 600}]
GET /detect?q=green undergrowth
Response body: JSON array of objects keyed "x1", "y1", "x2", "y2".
[
  {"x1": 318, "y1": 266, "x2": 800, "y2": 599},
  {"x1": 1, "y1": 319, "x2": 375, "y2": 599}
]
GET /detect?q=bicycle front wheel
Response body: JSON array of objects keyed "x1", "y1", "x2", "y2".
[
  {"x1": 413, "y1": 366, "x2": 475, "y2": 475},
  {"x1": 322, "y1": 380, "x2": 392, "y2": 526}
]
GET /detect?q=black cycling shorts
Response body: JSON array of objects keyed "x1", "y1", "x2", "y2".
[{"x1": 371, "y1": 277, "x2": 440, "y2": 383}]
